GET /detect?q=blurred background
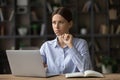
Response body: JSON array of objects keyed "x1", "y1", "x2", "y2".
[{"x1": 0, "y1": 0, "x2": 120, "y2": 74}]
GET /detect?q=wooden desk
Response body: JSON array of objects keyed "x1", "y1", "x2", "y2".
[{"x1": 0, "y1": 74, "x2": 120, "y2": 80}]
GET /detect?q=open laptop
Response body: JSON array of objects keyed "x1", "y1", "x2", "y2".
[{"x1": 6, "y1": 50, "x2": 58, "y2": 77}]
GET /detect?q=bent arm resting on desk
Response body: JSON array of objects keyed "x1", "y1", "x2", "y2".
[{"x1": 67, "y1": 39, "x2": 92, "y2": 72}]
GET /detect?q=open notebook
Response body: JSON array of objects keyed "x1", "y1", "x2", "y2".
[
  {"x1": 6, "y1": 50, "x2": 58, "y2": 77},
  {"x1": 65, "y1": 70, "x2": 104, "y2": 78}
]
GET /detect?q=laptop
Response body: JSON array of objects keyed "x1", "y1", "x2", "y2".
[{"x1": 6, "y1": 50, "x2": 58, "y2": 77}]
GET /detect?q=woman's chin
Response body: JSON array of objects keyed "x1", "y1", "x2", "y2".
[{"x1": 55, "y1": 33, "x2": 61, "y2": 36}]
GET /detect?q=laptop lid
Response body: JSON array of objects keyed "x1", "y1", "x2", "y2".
[{"x1": 6, "y1": 50, "x2": 47, "y2": 77}]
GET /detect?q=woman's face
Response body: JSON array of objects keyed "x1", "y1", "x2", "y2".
[{"x1": 52, "y1": 14, "x2": 72, "y2": 36}]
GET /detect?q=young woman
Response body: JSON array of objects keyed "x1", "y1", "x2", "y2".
[{"x1": 40, "y1": 7, "x2": 92, "y2": 74}]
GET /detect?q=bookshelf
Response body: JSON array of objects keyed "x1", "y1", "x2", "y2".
[
  {"x1": 108, "y1": 0, "x2": 120, "y2": 73},
  {"x1": 0, "y1": 0, "x2": 15, "y2": 49},
  {"x1": 0, "y1": 0, "x2": 47, "y2": 50},
  {"x1": 0, "y1": 0, "x2": 120, "y2": 73}
]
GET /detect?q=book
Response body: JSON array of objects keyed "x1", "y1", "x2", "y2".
[
  {"x1": 94, "y1": 3, "x2": 100, "y2": 13},
  {"x1": 0, "y1": 8, "x2": 4, "y2": 21},
  {"x1": 47, "y1": 2, "x2": 53, "y2": 13},
  {"x1": 40, "y1": 23, "x2": 46, "y2": 36},
  {"x1": 82, "y1": 0, "x2": 92, "y2": 12},
  {"x1": 9, "y1": 10, "x2": 14, "y2": 21},
  {"x1": 109, "y1": 0, "x2": 113, "y2": 5},
  {"x1": 109, "y1": 9, "x2": 117, "y2": 20},
  {"x1": 94, "y1": 39, "x2": 101, "y2": 52},
  {"x1": 94, "y1": 41, "x2": 100, "y2": 52},
  {"x1": 100, "y1": 24, "x2": 108, "y2": 34},
  {"x1": 111, "y1": 25, "x2": 114, "y2": 34},
  {"x1": 65, "y1": 70, "x2": 104, "y2": 78},
  {"x1": 82, "y1": 1, "x2": 100, "y2": 13},
  {"x1": 0, "y1": 25, "x2": 5, "y2": 36},
  {"x1": 116, "y1": 25, "x2": 120, "y2": 34},
  {"x1": 31, "y1": 11, "x2": 38, "y2": 21}
]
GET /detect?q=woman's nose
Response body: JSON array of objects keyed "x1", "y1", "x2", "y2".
[{"x1": 55, "y1": 23, "x2": 59, "y2": 29}]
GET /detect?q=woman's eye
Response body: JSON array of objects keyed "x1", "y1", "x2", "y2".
[
  {"x1": 52, "y1": 21, "x2": 65, "y2": 25},
  {"x1": 52, "y1": 21, "x2": 56, "y2": 24},
  {"x1": 59, "y1": 21, "x2": 64, "y2": 24}
]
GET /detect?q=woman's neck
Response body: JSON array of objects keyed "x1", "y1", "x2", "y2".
[{"x1": 57, "y1": 37, "x2": 66, "y2": 48}]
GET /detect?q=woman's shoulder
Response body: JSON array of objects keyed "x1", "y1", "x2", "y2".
[
  {"x1": 73, "y1": 37, "x2": 88, "y2": 47},
  {"x1": 73, "y1": 37, "x2": 87, "y2": 43},
  {"x1": 41, "y1": 38, "x2": 56, "y2": 46}
]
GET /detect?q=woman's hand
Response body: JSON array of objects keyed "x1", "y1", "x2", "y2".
[
  {"x1": 43, "y1": 63, "x2": 47, "y2": 67},
  {"x1": 61, "y1": 33, "x2": 73, "y2": 48}
]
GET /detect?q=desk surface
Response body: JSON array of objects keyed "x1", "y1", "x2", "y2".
[{"x1": 0, "y1": 74, "x2": 120, "y2": 80}]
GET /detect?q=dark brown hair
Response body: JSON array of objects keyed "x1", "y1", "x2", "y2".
[{"x1": 52, "y1": 7, "x2": 72, "y2": 22}]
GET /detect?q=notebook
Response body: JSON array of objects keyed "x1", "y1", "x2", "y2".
[{"x1": 6, "y1": 50, "x2": 58, "y2": 77}]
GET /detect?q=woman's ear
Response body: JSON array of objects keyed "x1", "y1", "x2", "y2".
[{"x1": 69, "y1": 21, "x2": 73, "y2": 29}]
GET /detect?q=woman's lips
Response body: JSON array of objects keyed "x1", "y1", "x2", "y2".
[
  {"x1": 55, "y1": 30, "x2": 60, "y2": 33},
  {"x1": 55, "y1": 30, "x2": 61, "y2": 35}
]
